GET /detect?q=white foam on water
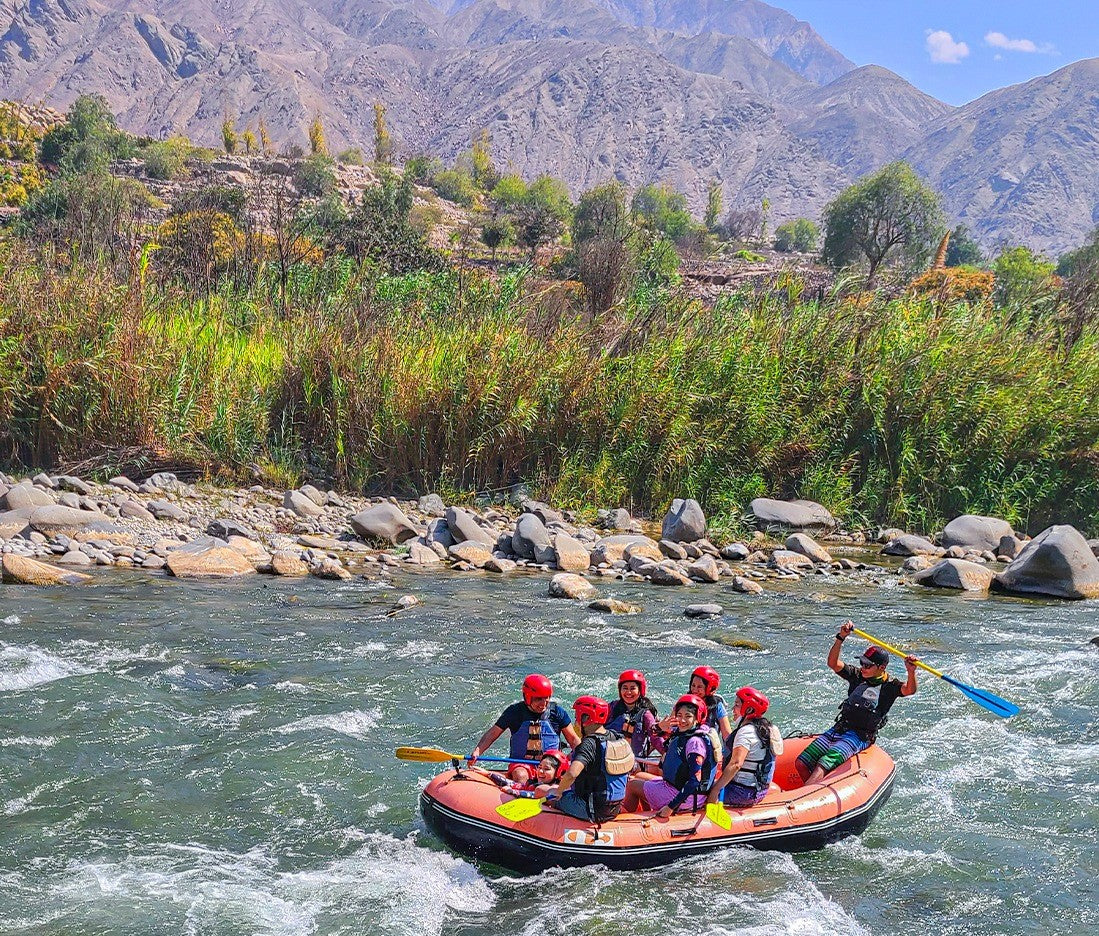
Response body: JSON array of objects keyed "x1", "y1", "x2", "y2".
[
  {"x1": 274, "y1": 708, "x2": 381, "y2": 740},
  {"x1": 0, "y1": 642, "x2": 93, "y2": 692},
  {"x1": 274, "y1": 681, "x2": 312, "y2": 693},
  {"x1": 351, "y1": 641, "x2": 388, "y2": 656},
  {"x1": 0, "y1": 734, "x2": 58, "y2": 747},
  {"x1": 365, "y1": 802, "x2": 389, "y2": 818},
  {"x1": 392, "y1": 640, "x2": 441, "y2": 660},
  {"x1": 3, "y1": 614, "x2": 20, "y2": 625},
  {"x1": 826, "y1": 834, "x2": 960, "y2": 872}
]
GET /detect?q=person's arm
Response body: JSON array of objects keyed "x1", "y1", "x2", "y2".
[
  {"x1": 469, "y1": 725, "x2": 504, "y2": 764},
  {"x1": 717, "y1": 714, "x2": 733, "y2": 739},
  {"x1": 900, "y1": 655, "x2": 919, "y2": 696},
  {"x1": 562, "y1": 723, "x2": 581, "y2": 749},
  {"x1": 660, "y1": 752, "x2": 705, "y2": 815},
  {"x1": 551, "y1": 759, "x2": 585, "y2": 798},
  {"x1": 828, "y1": 620, "x2": 854, "y2": 673},
  {"x1": 707, "y1": 744, "x2": 748, "y2": 803}
]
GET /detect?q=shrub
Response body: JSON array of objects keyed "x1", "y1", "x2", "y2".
[
  {"x1": 733, "y1": 249, "x2": 765, "y2": 262},
  {"x1": 0, "y1": 162, "x2": 44, "y2": 206},
  {"x1": 40, "y1": 94, "x2": 132, "y2": 172},
  {"x1": 171, "y1": 185, "x2": 247, "y2": 223},
  {"x1": 143, "y1": 136, "x2": 192, "y2": 180},
  {"x1": 992, "y1": 246, "x2": 1057, "y2": 310},
  {"x1": 293, "y1": 154, "x2": 336, "y2": 197},
  {"x1": 337, "y1": 147, "x2": 365, "y2": 166},
  {"x1": 773, "y1": 218, "x2": 819, "y2": 253},
  {"x1": 431, "y1": 167, "x2": 478, "y2": 207},
  {"x1": 632, "y1": 183, "x2": 693, "y2": 238},
  {"x1": 403, "y1": 154, "x2": 441, "y2": 185},
  {"x1": 909, "y1": 268, "x2": 994, "y2": 304}
]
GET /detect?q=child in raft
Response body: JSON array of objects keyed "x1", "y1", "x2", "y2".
[
  {"x1": 623, "y1": 694, "x2": 718, "y2": 816},
  {"x1": 606, "y1": 669, "x2": 660, "y2": 759},
  {"x1": 485, "y1": 750, "x2": 571, "y2": 797}
]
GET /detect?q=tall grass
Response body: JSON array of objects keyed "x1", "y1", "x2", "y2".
[{"x1": 1, "y1": 243, "x2": 1096, "y2": 533}]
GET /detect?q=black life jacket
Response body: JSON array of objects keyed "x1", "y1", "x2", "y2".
[
  {"x1": 837, "y1": 680, "x2": 889, "y2": 741},
  {"x1": 573, "y1": 731, "x2": 631, "y2": 821}
]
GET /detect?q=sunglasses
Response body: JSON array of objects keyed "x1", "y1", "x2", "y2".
[{"x1": 859, "y1": 658, "x2": 881, "y2": 668}]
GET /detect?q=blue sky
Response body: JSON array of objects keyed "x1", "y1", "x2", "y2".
[{"x1": 776, "y1": 1, "x2": 1097, "y2": 105}]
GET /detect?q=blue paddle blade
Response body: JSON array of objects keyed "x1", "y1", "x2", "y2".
[{"x1": 941, "y1": 674, "x2": 1019, "y2": 718}]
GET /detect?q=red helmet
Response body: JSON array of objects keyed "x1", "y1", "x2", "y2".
[
  {"x1": 618, "y1": 669, "x2": 647, "y2": 698},
  {"x1": 541, "y1": 749, "x2": 571, "y2": 780},
  {"x1": 674, "y1": 693, "x2": 708, "y2": 727},
  {"x1": 522, "y1": 673, "x2": 553, "y2": 707},
  {"x1": 691, "y1": 665, "x2": 721, "y2": 696},
  {"x1": 735, "y1": 685, "x2": 770, "y2": 719},
  {"x1": 573, "y1": 695, "x2": 611, "y2": 725}
]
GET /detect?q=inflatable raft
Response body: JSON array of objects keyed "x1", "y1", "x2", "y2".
[{"x1": 420, "y1": 736, "x2": 895, "y2": 872}]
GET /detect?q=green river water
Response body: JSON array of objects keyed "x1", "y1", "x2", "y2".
[{"x1": 1, "y1": 565, "x2": 1096, "y2": 935}]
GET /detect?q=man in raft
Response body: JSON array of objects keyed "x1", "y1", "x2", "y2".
[
  {"x1": 546, "y1": 696, "x2": 635, "y2": 822},
  {"x1": 469, "y1": 674, "x2": 581, "y2": 785},
  {"x1": 797, "y1": 620, "x2": 918, "y2": 786}
]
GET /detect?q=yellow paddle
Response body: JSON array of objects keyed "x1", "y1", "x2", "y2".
[
  {"x1": 395, "y1": 746, "x2": 538, "y2": 766},
  {"x1": 705, "y1": 801, "x2": 732, "y2": 830},
  {"x1": 496, "y1": 796, "x2": 548, "y2": 822}
]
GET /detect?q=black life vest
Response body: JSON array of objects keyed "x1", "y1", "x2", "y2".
[
  {"x1": 837, "y1": 680, "x2": 889, "y2": 741},
  {"x1": 573, "y1": 731, "x2": 631, "y2": 821}
]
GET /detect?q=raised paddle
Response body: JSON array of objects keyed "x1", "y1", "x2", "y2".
[
  {"x1": 395, "y1": 746, "x2": 539, "y2": 767},
  {"x1": 851, "y1": 627, "x2": 1019, "y2": 718}
]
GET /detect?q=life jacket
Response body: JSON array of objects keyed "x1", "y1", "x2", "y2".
[
  {"x1": 661, "y1": 727, "x2": 717, "y2": 801},
  {"x1": 607, "y1": 700, "x2": 654, "y2": 756},
  {"x1": 730, "y1": 720, "x2": 776, "y2": 793},
  {"x1": 704, "y1": 694, "x2": 727, "y2": 762},
  {"x1": 837, "y1": 680, "x2": 889, "y2": 741},
  {"x1": 523, "y1": 714, "x2": 544, "y2": 761},
  {"x1": 574, "y1": 730, "x2": 634, "y2": 820}
]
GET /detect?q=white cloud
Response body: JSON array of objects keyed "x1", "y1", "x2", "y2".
[
  {"x1": 926, "y1": 30, "x2": 970, "y2": 65},
  {"x1": 984, "y1": 31, "x2": 1055, "y2": 54}
]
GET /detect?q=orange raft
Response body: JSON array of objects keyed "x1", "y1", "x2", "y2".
[{"x1": 420, "y1": 736, "x2": 895, "y2": 872}]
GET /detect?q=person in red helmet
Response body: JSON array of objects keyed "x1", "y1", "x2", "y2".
[
  {"x1": 469, "y1": 674, "x2": 580, "y2": 786},
  {"x1": 624, "y1": 694, "x2": 718, "y2": 816},
  {"x1": 656, "y1": 665, "x2": 732, "y2": 759},
  {"x1": 606, "y1": 669, "x2": 660, "y2": 758},
  {"x1": 548, "y1": 696, "x2": 634, "y2": 822},
  {"x1": 795, "y1": 620, "x2": 918, "y2": 786},
  {"x1": 708, "y1": 686, "x2": 784, "y2": 808},
  {"x1": 483, "y1": 749, "x2": 572, "y2": 796}
]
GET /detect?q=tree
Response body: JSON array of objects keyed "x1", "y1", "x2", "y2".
[
  {"x1": 308, "y1": 115, "x2": 327, "y2": 155},
  {"x1": 373, "y1": 102, "x2": 393, "y2": 165},
  {"x1": 242, "y1": 129, "x2": 258, "y2": 154},
  {"x1": 469, "y1": 130, "x2": 498, "y2": 191},
  {"x1": 516, "y1": 174, "x2": 572, "y2": 256},
  {"x1": 821, "y1": 161, "x2": 944, "y2": 286},
  {"x1": 631, "y1": 183, "x2": 692, "y2": 238},
  {"x1": 39, "y1": 94, "x2": 130, "y2": 172},
  {"x1": 759, "y1": 197, "x2": 771, "y2": 244},
  {"x1": 992, "y1": 246, "x2": 1056, "y2": 309},
  {"x1": 945, "y1": 224, "x2": 984, "y2": 267},
  {"x1": 339, "y1": 171, "x2": 442, "y2": 274},
  {"x1": 571, "y1": 182, "x2": 639, "y2": 312},
  {"x1": 722, "y1": 206, "x2": 762, "y2": 243},
  {"x1": 490, "y1": 173, "x2": 527, "y2": 211},
  {"x1": 773, "y1": 218, "x2": 819, "y2": 253},
  {"x1": 258, "y1": 118, "x2": 272, "y2": 152},
  {"x1": 481, "y1": 217, "x2": 514, "y2": 260},
  {"x1": 293, "y1": 154, "x2": 336, "y2": 197},
  {"x1": 704, "y1": 181, "x2": 722, "y2": 232},
  {"x1": 221, "y1": 116, "x2": 238, "y2": 155}
]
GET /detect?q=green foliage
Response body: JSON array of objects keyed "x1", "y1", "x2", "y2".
[
  {"x1": 992, "y1": 246, "x2": 1057, "y2": 310},
  {"x1": 515, "y1": 175, "x2": 572, "y2": 254},
  {"x1": 773, "y1": 218, "x2": 819, "y2": 253},
  {"x1": 171, "y1": 185, "x2": 247, "y2": 223},
  {"x1": 143, "y1": 136, "x2": 192, "y2": 180},
  {"x1": 0, "y1": 102, "x2": 41, "y2": 161},
  {"x1": 705, "y1": 181, "x2": 723, "y2": 232},
  {"x1": 308, "y1": 115, "x2": 327, "y2": 155},
  {"x1": 481, "y1": 217, "x2": 514, "y2": 258},
  {"x1": 293, "y1": 154, "x2": 337, "y2": 197},
  {"x1": 822, "y1": 161, "x2": 944, "y2": 284},
  {"x1": 340, "y1": 171, "x2": 443, "y2": 274},
  {"x1": 40, "y1": 94, "x2": 132, "y2": 173},
  {"x1": 403, "y1": 154, "x2": 441, "y2": 185},
  {"x1": 431, "y1": 167, "x2": 478, "y2": 207},
  {"x1": 469, "y1": 130, "x2": 498, "y2": 191},
  {"x1": 372, "y1": 103, "x2": 393, "y2": 165},
  {"x1": 632, "y1": 183, "x2": 692, "y2": 238},
  {"x1": 733, "y1": 249, "x2": 765, "y2": 262},
  {"x1": 945, "y1": 224, "x2": 984, "y2": 267},
  {"x1": 573, "y1": 182, "x2": 632, "y2": 245},
  {"x1": 491, "y1": 174, "x2": 528, "y2": 211},
  {"x1": 221, "y1": 116, "x2": 237, "y2": 155},
  {"x1": 337, "y1": 147, "x2": 365, "y2": 166},
  {"x1": 571, "y1": 182, "x2": 637, "y2": 312}
]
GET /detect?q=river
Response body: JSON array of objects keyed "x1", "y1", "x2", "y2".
[{"x1": 1, "y1": 565, "x2": 1096, "y2": 935}]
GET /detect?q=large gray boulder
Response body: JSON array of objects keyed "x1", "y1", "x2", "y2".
[
  {"x1": 913, "y1": 559, "x2": 996, "y2": 592},
  {"x1": 417, "y1": 493, "x2": 446, "y2": 517},
  {"x1": 748, "y1": 498, "x2": 836, "y2": 532},
  {"x1": 784, "y1": 533, "x2": 832, "y2": 564},
  {"x1": 165, "y1": 537, "x2": 257, "y2": 578},
  {"x1": 512, "y1": 513, "x2": 551, "y2": 560},
  {"x1": 591, "y1": 534, "x2": 659, "y2": 566},
  {"x1": 661, "y1": 498, "x2": 707, "y2": 543},
  {"x1": 2, "y1": 554, "x2": 92, "y2": 585},
  {"x1": 351, "y1": 504, "x2": 419, "y2": 545},
  {"x1": 1, "y1": 482, "x2": 53, "y2": 511},
  {"x1": 552, "y1": 533, "x2": 591, "y2": 573},
  {"x1": 147, "y1": 500, "x2": 187, "y2": 521},
  {"x1": 207, "y1": 518, "x2": 258, "y2": 540},
  {"x1": 0, "y1": 508, "x2": 34, "y2": 539},
  {"x1": 882, "y1": 535, "x2": 943, "y2": 557},
  {"x1": 283, "y1": 490, "x2": 324, "y2": 518},
  {"x1": 425, "y1": 518, "x2": 455, "y2": 549},
  {"x1": 444, "y1": 507, "x2": 495, "y2": 546},
  {"x1": 942, "y1": 515, "x2": 1015, "y2": 554},
  {"x1": 994, "y1": 525, "x2": 1099, "y2": 600},
  {"x1": 28, "y1": 505, "x2": 112, "y2": 538}
]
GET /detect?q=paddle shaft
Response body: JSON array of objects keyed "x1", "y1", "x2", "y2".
[{"x1": 852, "y1": 627, "x2": 943, "y2": 677}]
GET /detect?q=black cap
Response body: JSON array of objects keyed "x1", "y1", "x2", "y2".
[{"x1": 859, "y1": 646, "x2": 889, "y2": 667}]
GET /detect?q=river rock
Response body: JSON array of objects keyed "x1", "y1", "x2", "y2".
[
  {"x1": 684, "y1": 603, "x2": 723, "y2": 618},
  {"x1": 207, "y1": 518, "x2": 259, "y2": 540},
  {"x1": 1087, "y1": 539, "x2": 1099, "y2": 559},
  {"x1": 687, "y1": 555, "x2": 721, "y2": 583},
  {"x1": 55, "y1": 475, "x2": 92, "y2": 495},
  {"x1": 448, "y1": 541, "x2": 493, "y2": 568},
  {"x1": 298, "y1": 484, "x2": 327, "y2": 507},
  {"x1": 444, "y1": 507, "x2": 495, "y2": 546},
  {"x1": 512, "y1": 513, "x2": 551, "y2": 560},
  {"x1": 522, "y1": 500, "x2": 563, "y2": 525},
  {"x1": 485, "y1": 557, "x2": 517, "y2": 573},
  {"x1": 913, "y1": 559, "x2": 996, "y2": 592},
  {"x1": 882, "y1": 535, "x2": 942, "y2": 557},
  {"x1": 552, "y1": 533, "x2": 591, "y2": 573},
  {"x1": 661, "y1": 498, "x2": 706, "y2": 543},
  {"x1": 119, "y1": 500, "x2": 155, "y2": 522},
  {"x1": 28, "y1": 505, "x2": 112, "y2": 538},
  {"x1": 659, "y1": 540, "x2": 688, "y2": 560},
  {"x1": 588, "y1": 598, "x2": 642, "y2": 614},
  {"x1": 166, "y1": 537, "x2": 256, "y2": 578},
  {"x1": 748, "y1": 498, "x2": 836, "y2": 532},
  {"x1": 270, "y1": 550, "x2": 309, "y2": 575},
  {"x1": 407, "y1": 541, "x2": 442, "y2": 564},
  {"x1": 877, "y1": 527, "x2": 906, "y2": 543},
  {"x1": 147, "y1": 500, "x2": 187, "y2": 521},
  {"x1": 57, "y1": 492, "x2": 82, "y2": 509},
  {"x1": 769, "y1": 549, "x2": 815, "y2": 570},
  {"x1": 648, "y1": 562, "x2": 692, "y2": 586},
  {"x1": 32, "y1": 472, "x2": 57, "y2": 489},
  {"x1": 942, "y1": 515, "x2": 1015, "y2": 554},
  {"x1": 2, "y1": 554, "x2": 93, "y2": 585},
  {"x1": 901, "y1": 555, "x2": 935, "y2": 573},
  {"x1": 108, "y1": 476, "x2": 140, "y2": 493},
  {"x1": 730, "y1": 575, "x2": 764, "y2": 594},
  {"x1": 720, "y1": 543, "x2": 750, "y2": 561},
  {"x1": 603, "y1": 508, "x2": 637, "y2": 531},
  {"x1": 624, "y1": 540, "x2": 664, "y2": 564},
  {"x1": 591, "y1": 534, "x2": 659, "y2": 566},
  {"x1": 226, "y1": 536, "x2": 271, "y2": 567},
  {"x1": 417, "y1": 493, "x2": 446, "y2": 517},
  {"x1": 57, "y1": 550, "x2": 93, "y2": 566},
  {"x1": 549, "y1": 573, "x2": 598, "y2": 599},
  {"x1": 994, "y1": 525, "x2": 1099, "y2": 600},
  {"x1": 310, "y1": 557, "x2": 351, "y2": 580},
  {"x1": 351, "y1": 504, "x2": 419, "y2": 545},
  {"x1": 425, "y1": 518, "x2": 455, "y2": 550},
  {"x1": 284, "y1": 490, "x2": 324, "y2": 518},
  {"x1": 1, "y1": 482, "x2": 54, "y2": 511},
  {"x1": 784, "y1": 533, "x2": 832, "y2": 564}
]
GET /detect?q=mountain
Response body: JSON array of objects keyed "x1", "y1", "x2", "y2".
[{"x1": 0, "y1": 0, "x2": 1096, "y2": 252}]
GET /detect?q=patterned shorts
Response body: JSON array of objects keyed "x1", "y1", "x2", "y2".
[{"x1": 796, "y1": 726, "x2": 871, "y2": 774}]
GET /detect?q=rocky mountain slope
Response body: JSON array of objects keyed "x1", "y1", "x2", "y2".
[{"x1": 1, "y1": 0, "x2": 1096, "y2": 251}]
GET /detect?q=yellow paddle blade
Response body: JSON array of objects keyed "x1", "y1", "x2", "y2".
[
  {"x1": 706, "y1": 801, "x2": 732, "y2": 831},
  {"x1": 395, "y1": 746, "x2": 462, "y2": 763},
  {"x1": 496, "y1": 797, "x2": 545, "y2": 822}
]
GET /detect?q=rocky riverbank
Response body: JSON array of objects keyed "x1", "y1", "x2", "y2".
[{"x1": 2, "y1": 472, "x2": 1099, "y2": 603}]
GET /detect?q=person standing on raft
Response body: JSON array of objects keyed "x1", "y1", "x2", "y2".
[
  {"x1": 469, "y1": 674, "x2": 581, "y2": 786},
  {"x1": 796, "y1": 621, "x2": 918, "y2": 786},
  {"x1": 548, "y1": 696, "x2": 635, "y2": 823}
]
